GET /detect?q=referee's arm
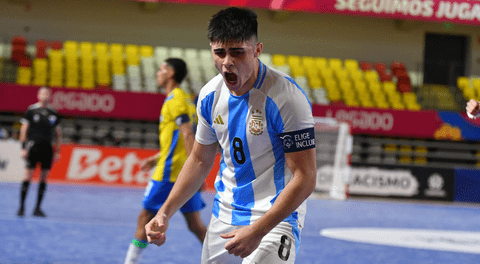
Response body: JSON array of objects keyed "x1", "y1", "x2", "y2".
[
  {"x1": 19, "y1": 122, "x2": 29, "y2": 158},
  {"x1": 54, "y1": 126, "x2": 62, "y2": 160}
]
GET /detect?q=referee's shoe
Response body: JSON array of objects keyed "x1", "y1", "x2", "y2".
[{"x1": 33, "y1": 208, "x2": 46, "y2": 217}]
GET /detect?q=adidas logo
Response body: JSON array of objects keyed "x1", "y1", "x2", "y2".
[{"x1": 213, "y1": 115, "x2": 224, "y2": 125}]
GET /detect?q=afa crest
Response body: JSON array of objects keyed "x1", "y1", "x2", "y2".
[{"x1": 249, "y1": 109, "x2": 264, "y2": 136}]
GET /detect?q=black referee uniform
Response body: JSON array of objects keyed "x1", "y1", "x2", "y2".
[
  {"x1": 21, "y1": 103, "x2": 61, "y2": 169},
  {"x1": 18, "y1": 102, "x2": 61, "y2": 217}
]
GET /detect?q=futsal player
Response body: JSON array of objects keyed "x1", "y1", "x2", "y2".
[
  {"x1": 17, "y1": 86, "x2": 62, "y2": 217},
  {"x1": 145, "y1": 7, "x2": 317, "y2": 263},
  {"x1": 124, "y1": 58, "x2": 207, "y2": 264}
]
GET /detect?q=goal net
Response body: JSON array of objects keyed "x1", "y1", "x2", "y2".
[{"x1": 313, "y1": 117, "x2": 352, "y2": 200}]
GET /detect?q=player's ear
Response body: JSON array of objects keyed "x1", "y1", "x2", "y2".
[{"x1": 254, "y1": 42, "x2": 263, "y2": 58}]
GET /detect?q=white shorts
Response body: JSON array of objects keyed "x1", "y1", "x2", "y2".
[{"x1": 201, "y1": 215, "x2": 297, "y2": 264}]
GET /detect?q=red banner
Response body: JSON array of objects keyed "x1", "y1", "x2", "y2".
[
  {"x1": 312, "y1": 104, "x2": 447, "y2": 139},
  {"x1": 43, "y1": 144, "x2": 219, "y2": 190},
  {"x1": 0, "y1": 84, "x2": 165, "y2": 121},
  {"x1": 142, "y1": 0, "x2": 480, "y2": 26}
]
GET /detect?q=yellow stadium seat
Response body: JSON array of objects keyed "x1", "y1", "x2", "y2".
[
  {"x1": 95, "y1": 43, "x2": 108, "y2": 56},
  {"x1": 290, "y1": 65, "x2": 305, "y2": 77},
  {"x1": 335, "y1": 68, "x2": 349, "y2": 81},
  {"x1": 17, "y1": 67, "x2": 31, "y2": 85},
  {"x1": 383, "y1": 82, "x2": 397, "y2": 94},
  {"x1": 272, "y1": 54, "x2": 286, "y2": 66},
  {"x1": 80, "y1": 42, "x2": 93, "y2": 56},
  {"x1": 350, "y1": 69, "x2": 364, "y2": 81},
  {"x1": 344, "y1": 59, "x2": 359, "y2": 72},
  {"x1": 32, "y1": 59, "x2": 48, "y2": 86},
  {"x1": 140, "y1": 45, "x2": 154, "y2": 58},
  {"x1": 364, "y1": 70, "x2": 379, "y2": 82},
  {"x1": 305, "y1": 68, "x2": 318, "y2": 79},
  {"x1": 319, "y1": 67, "x2": 333, "y2": 80},
  {"x1": 354, "y1": 80, "x2": 367, "y2": 92},
  {"x1": 328, "y1": 58, "x2": 342, "y2": 71},
  {"x1": 302, "y1": 56, "x2": 315, "y2": 68},
  {"x1": 344, "y1": 97, "x2": 360, "y2": 107},
  {"x1": 309, "y1": 77, "x2": 322, "y2": 89},
  {"x1": 339, "y1": 79, "x2": 352, "y2": 92},
  {"x1": 125, "y1": 44, "x2": 139, "y2": 66},
  {"x1": 315, "y1": 57, "x2": 328, "y2": 71},
  {"x1": 49, "y1": 50, "x2": 64, "y2": 87},
  {"x1": 287, "y1": 55, "x2": 301, "y2": 67},
  {"x1": 414, "y1": 156, "x2": 427, "y2": 164},
  {"x1": 399, "y1": 155, "x2": 412, "y2": 163},
  {"x1": 384, "y1": 144, "x2": 397, "y2": 153}
]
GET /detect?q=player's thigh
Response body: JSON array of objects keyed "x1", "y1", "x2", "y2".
[{"x1": 243, "y1": 222, "x2": 296, "y2": 264}]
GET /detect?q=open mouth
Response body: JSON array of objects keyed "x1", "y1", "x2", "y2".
[{"x1": 225, "y1": 72, "x2": 238, "y2": 85}]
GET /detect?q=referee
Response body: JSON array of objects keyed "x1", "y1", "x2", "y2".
[{"x1": 17, "y1": 87, "x2": 62, "y2": 217}]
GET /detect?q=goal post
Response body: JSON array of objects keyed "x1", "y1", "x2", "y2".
[{"x1": 313, "y1": 117, "x2": 352, "y2": 200}]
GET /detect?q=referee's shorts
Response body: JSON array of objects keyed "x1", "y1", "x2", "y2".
[{"x1": 26, "y1": 141, "x2": 54, "y2": 170}]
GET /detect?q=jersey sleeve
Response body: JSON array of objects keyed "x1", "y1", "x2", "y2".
[
  {"x1": 170, "y1": 94, "x2": 191, "y2": 127},
  {"x1": 276, "y1": 78, "x2": 315, "y2": 153},
  {"x1": 20, "y1": 109, "x2": 32, "y2": 125},
  {"x1": 195, "y1": 90, "x2": 217, "y2": 145}
]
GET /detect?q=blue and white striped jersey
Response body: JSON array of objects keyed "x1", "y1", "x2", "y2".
[{"x1": 196, "y1": 60, "x2": 315, "y2": 231}]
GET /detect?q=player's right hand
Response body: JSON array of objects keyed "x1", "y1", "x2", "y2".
[
  {"x1": 145, "y1": 213, "x2": 169, "y2": 246},
  {"x1": 466, "y1": 99, "x2": 480, "y2": 118}
]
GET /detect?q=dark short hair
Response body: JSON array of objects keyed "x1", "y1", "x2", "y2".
[
  {"x1": 165, "y1": 58, "x2": 188, "y2": 84},
  {"x1": 207, "y1": 7, "x2": 258, "y2": 43}
]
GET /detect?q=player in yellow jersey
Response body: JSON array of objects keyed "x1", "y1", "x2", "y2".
[{"x1": 124, "y1": 58, "x2": 207, "y2": 264}]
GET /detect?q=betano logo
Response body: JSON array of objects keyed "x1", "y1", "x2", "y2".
[
  {"x1": 213, "y1": 115, "x2": 224, "y2": 125},
  {"x1": 321, "y1": 228, "x2": 480, "y2": 254},
  {"x1": 66, "y1": 148, "x2": 151, "y2": 184}
]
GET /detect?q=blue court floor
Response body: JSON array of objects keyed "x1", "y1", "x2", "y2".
[{"x1": 0, "y1": 182, "x2": 479, "y2": 264}]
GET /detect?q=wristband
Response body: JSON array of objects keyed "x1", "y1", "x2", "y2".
[
  {"x1": 131, "y1": 239, "x2": 149, "y2": 248},
  {"x1": 22, "y1": 142, "x2": 26, "y2": 149}
]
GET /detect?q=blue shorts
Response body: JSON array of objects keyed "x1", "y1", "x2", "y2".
[{"x1": 142, "y1": 180, "x2": 206, "y2": 214}]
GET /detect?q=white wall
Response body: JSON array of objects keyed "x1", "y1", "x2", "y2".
[{"x1": 1, "y1": 0, "x2": 479, "y2": 75}]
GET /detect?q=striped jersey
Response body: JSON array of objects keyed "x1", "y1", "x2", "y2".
[
  {"x1": 152, "y1": 88, "x2": 197, "y2": 182},
  {"x1": 195, "y1": 60, "x2": 315, "y2": 230}
]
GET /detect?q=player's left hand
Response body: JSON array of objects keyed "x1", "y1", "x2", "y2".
[{"x1": 220, "y1": 225, "x2": 263, "y2": 258}]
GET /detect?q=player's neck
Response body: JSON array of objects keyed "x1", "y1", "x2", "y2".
[
  {"x1": 38, "y1": 102, "x2": 48, "y2": 108},
  {"x1": 163, "y1": 80, "x2": 179, "y2": 95}
]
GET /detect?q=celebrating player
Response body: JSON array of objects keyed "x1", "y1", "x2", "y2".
[{"x1": 145, "y1": 7, "x2": 317, "y2": 263}]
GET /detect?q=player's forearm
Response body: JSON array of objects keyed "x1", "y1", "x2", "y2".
[
  {"x1": 55, "y1": 129, "x2": 62, "y2": 152},
  {"x1": 19, "y1": 124, "x2": 28, "y2": 142},
  {"x1": 183, "y1": 133, "x2": 195, "y2": 156},
  {"x1": 158, "y1": 150, "x2": 215, "y2": 219}
]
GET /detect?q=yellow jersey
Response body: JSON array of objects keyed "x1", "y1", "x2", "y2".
[{"x1": 152, "y1": 88, "x2": 197, "y2": 182}]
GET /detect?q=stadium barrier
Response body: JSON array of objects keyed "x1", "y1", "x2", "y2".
[
  {"x1": 0, "y1": 141, "x2": 220, "y2": 191},
  {"x1": 349, "y1": 163, "x2": 455, "y2": 202},
  {"x1": 2, "y1": 140, "x2": 480, "y2": 202}
]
